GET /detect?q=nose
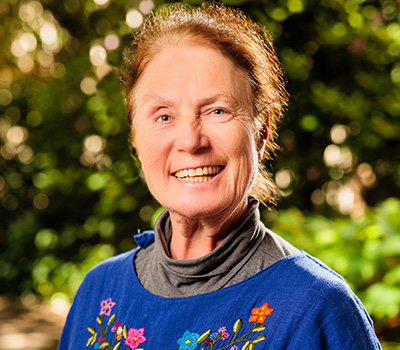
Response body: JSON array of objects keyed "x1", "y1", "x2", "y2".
[{"x1": 175, "y1": 118, "x2": 209, "y2": 154}]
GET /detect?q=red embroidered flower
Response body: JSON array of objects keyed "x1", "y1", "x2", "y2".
[
  {"x1": 97, "y1": 336, "x2": 104, "y2": 343},
  {"x1": 204, "y1": 339, "x2": 212, "y2": 346},
  {"x1": 100, "y1": 298, "x2": 116, "y2": 316},
  {"x1": 125, "y1": 328, "x2": 147, "y2": 349},
  {"x1": 111, "y1": 321, "x2": 122, "y2": 332},
  {"x1": 249, "y1": 302, "x2": 274, "y2": 324}
]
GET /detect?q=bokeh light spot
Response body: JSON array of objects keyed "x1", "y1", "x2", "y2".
[
  {"x1": 7, "y1": 126, "x2": 27, "y2": 145},
  {"x1": 104, "y1": 34, "x2": 120, "y2": 51},
  {"x1": 40, "y1": 23, "x2": 58, "y2": 45},
  {"x1": 0, "y1": 89, "x2": 13, "y2": 106},
  {"x1": 330, "y1": 124, "x2": 348, "y2": 144},
  {"x1": 275, "y1": 169, "x2": 293, "y2": 189},
  {"x1": 139, "y1": 0, "x2": 154, "y2": 14},
  {"x1": 80, "y1": 77, "x2": 97, "y2": 95},
  {"x1": 126, "y1": 9, "x2": 143, "y2": 29},
  {"x1": 84, "y1": 135, "x2": 105, "y2": 154},
  {"x1": 93, "y1": 0, "x2": 110, "y2": 6},
  {"x1": 89, "y1": 44, "x2": 107, "y2": 66},
  {"x1": 33, "y1": 193, "x2": 50, "y2": 209}
]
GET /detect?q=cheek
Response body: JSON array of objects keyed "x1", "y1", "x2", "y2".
[{"x1": 234, "y1": 124, "x2": 258, "y2": 163}]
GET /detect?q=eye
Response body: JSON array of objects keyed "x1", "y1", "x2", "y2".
[
  {"x1": 212, "y1": 109, "x2": 225, "y2": 115},
  {"x1": 157, "y1": 115, "x2": 172, "y2": 122}
]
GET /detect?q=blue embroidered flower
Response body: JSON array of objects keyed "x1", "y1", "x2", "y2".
[
  {"x1": 210, "y1": 332, "x2": 218, "y2": 340},
  {"x1": 177, "y1": 330, "x2": 200, "y2": 350}
]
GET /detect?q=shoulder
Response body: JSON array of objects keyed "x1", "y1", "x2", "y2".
[
  {"x1": 81, "y1": 248, "x2": 139, "y2": 285},
  {"x1": 277, "y1": 252, "x2": 350, "y2": 290},
  {"x1": 268, "y1": 253, "x2": 381, "y2": 349},
  {"x1": 59, "y1": 248, "x2": 140, "y2": 348},
  {"x1": 275, "y1": 252, "x2": 365, "y2": 311}
]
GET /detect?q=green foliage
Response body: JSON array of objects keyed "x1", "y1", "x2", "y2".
[{"x1": 0, "y1": 0, "x2": 399, "y2": 346}]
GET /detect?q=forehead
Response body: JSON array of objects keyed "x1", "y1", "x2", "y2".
[{"x1": 131, "y1": 44, "x2": 252, "y2": 108}]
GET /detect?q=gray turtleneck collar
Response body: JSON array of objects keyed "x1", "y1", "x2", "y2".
[{"x1": 134, "y1": 198, "x2": 299, "y2": 297}]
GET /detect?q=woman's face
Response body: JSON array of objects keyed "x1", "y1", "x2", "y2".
[{"x1": 132, "y1": 44, "x2": 260, "y2": 223}]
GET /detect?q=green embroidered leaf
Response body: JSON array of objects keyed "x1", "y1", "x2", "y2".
[
  {"x1": 123, "y1": 325, "x2": 128, "y2": 339},
  {"x1": 96, "y1": 316, "x2": 102, "y2": 324},
  {"x1": 112, "y1": 343, "x2": 121, "y2": 350},
  {"x1": 253, "y1": 335, "x2": 266, "y2": 343},
  {"x1": 241, "y1": 341, "x2": 251, "y2": 350},
  {"x1": 86, "y1": 335, "x2": 94, "y2": 346},
  {"x1": 233, "y1": 318, "x2": 243, "y2": 333},
  {"x1": 252, "y1": 325, "x2": 266, "y2": 332},
  {"x1": 91, "y1": 335, "x2": 97, "y2": 346},
  {"x1": 98, "y1": 342, "x2": 109, "y2": 350},
  {"x1": 108, "y1": 314, "x2": 116, "y2": 326},
  {"x1": 197, "y1": 329, "x2": 211, "y2": 343}
]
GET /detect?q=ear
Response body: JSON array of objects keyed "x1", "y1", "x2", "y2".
[{"x1": 257, "y1": 112, "x2": 270, "y2": 161}]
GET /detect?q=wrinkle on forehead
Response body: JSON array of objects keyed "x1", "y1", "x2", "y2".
[{"x1": 131, "y1": 44, "x2": 255, "y2": 130}]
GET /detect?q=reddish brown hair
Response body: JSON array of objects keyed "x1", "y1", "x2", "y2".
[{"x1": 122, "y1": 3, "x2": 288, "y2": 206}]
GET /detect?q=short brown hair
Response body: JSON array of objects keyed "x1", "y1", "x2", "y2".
[{"x1": 122, "y1": 3, "x2": 288, "y2": 206}]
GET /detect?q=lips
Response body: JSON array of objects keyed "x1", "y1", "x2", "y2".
[{"x1": 174, "y1": 166, "x2": 223, "y2": 182}]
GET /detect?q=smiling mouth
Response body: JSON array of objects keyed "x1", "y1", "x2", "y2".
[{"x1": 174, "y1": 166, "x2": 223, "y2": 182}]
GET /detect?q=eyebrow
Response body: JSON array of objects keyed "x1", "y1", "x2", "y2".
[
  {"x1": 140, "y1": 93, "x2": 171, "y2": 106},
  {"x1": 140, "y1": 92, "x2": 242, "y2": 109}
]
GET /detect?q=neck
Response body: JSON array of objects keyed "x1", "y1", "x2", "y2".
[{"x1": 169, "y1": 199, "x2": 248, "y2": 260}]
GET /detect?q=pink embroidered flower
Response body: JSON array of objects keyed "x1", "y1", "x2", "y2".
[
  {"x1": 100, "y1": 298, "x2": 116, "y2": 316},
  {"x1": 217, "y1": 326, "x2": 230, "y2": 340},
  {"x1": 125, "y1": 328, "x2": 147, "y2": 349},
  {"x1": 111, "y1": 321, "x2": 122, "y2": 332},
  {"x1": 221, "y1": 331, "x2": 230, "y2": 340},
  {"x1": 229, "y1": 346, "x2": 238, "y2": 350},
  {"x1": 217, "y1": 326, "x2": 227, "y2": 333}
]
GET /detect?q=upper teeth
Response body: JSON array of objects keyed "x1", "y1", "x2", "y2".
[{"x1": 175, "y1": 166, "x2": 222, "y2": 178}]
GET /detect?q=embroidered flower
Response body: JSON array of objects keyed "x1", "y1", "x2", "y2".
[
  {"x1": 204, "y1": 338, "x2": 212, "y2": 346},
  {"x1": 99, "y1": 298, "x2": 116, "y2": 316},
  {"x1": 177, "y1": 330, "x2": 200, "y2": 350},
  {"x1": 229, "y1": 346, "x2": 238, "y2": 350},
  {"x1": 209, "y1": 333, "x2": 218, "y2": 340},
  {"x1": 111, "y1": 321, "x2": 121, "y2": 332},
  {"x1": 217, "y1": 326, "x2": 230, "y2": 340},
  {"x1": 125, "y1": 327, "x2": 147, "y2": 349},
  {"x1": 249, "y1": 302, "x2": 274, "y2": 324},
  {"x1": 93, "y1": 335, "x2": 104, "y2": 349},
  {"x1": 217, "y1": 326, "x2": 227, "y2": 334},
  {"x1": 115, "y1": 325, "x2": 123, "y2": 340}
]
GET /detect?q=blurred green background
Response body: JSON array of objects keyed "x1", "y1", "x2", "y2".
[{"x1": 0, "y1": 0, "x2": 399, "y2": 347}]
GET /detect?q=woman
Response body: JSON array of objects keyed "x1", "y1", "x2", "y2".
[{"x1": 60, "y1": 4, "x2": 381, "y2": 349}]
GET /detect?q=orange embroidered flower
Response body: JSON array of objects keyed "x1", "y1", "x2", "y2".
[{"x1": 249, "y1": 302, "x2": 274, "y2": 324}]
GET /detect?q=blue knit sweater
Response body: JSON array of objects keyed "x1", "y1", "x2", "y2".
[{"x1": 59, "y1": 232, "x2": 381, "y2": 350}]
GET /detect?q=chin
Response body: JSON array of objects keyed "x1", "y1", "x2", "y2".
[
  {"x1": 170, "y1": 204, "x2": 218, "y2": 221},
  {"x1": 167, "y1": 194, "x2": 242, "y2": 223}
]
